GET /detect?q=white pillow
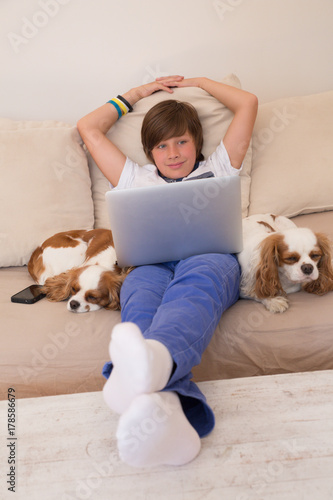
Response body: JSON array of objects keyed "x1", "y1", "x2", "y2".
[
  {"x1": 249, "y1": 90, "x2": 333, "y2": 217},
  {"x1": 0, "y1": 119, "x2": 94, "y2": 267},
  {"x1": 88, "y1": 74, "x2": 252, "y2": 228}
]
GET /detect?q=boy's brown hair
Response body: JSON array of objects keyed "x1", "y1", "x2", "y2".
[{"x1": 141, "y1": 100, "x2": 204, "y2": 164}]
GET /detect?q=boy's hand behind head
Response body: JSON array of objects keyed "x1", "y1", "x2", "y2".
[{"x1": 128, "y1": 76, "x2": 185, "y2": 103}]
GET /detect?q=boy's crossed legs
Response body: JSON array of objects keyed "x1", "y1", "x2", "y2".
[
  {"x1": 103, "y1": 322, "x2": 201, "y2": 467},
  {"x1": 103, "y1": 254, "x2": 240, "y2": 467}
]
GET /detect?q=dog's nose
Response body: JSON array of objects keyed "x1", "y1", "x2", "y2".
[
  {"x1": 301, "y1": 263, "x2": 314, "y2": 275},
  {"x1": 70, "y1": 300, "x2": 80, "y2": 310}
]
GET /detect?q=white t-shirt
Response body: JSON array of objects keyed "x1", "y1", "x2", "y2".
[{"x1": 112, "y1": 140, "x2": 241, "y2": 190}]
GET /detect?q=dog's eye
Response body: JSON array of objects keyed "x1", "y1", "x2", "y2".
[
  {"x1": 86, "y1": 294, "x2": 98, "y2": 303},
  {"x1": 285, "y1": 256, "x2": 298, "y2": 263},
  {"x1": 71, "y1": 287, "x2": 77, "y2": 294},
  {"x1": 310, "y1": 253, "x2": 321, "y2": 260}
]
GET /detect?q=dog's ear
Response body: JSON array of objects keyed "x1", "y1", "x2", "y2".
[
  {"x1": 255, "y1": 233, "x2": 285, "y2": 299},
  {"x1": 41, "y1": 269, "x2": 77, "y2": 301},
  {"x1": 304, "y1": 232, "x2": 333, "y2": 295},
  {"x1": 101, "y1": 266, "x2": 134, "y2": 310},
  {"x1": 99, "y1": 271, "x2": 124, "y2": 310}
]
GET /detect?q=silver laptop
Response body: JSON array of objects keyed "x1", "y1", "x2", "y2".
[{"x1": 105, "y1": 176, "x2": 243, "y2": 267}]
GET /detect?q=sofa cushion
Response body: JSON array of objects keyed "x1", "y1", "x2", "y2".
[
  {"x1": 88, "y1": 74, "x2": 253, "y2": 228},
  {"x1": 249, "y1": 90, "x2": 333, "y2": 217},
  {"x1": 0, "y1": 265, "x2": 120, "y2": 399},
  {"x1": 0, "y1": 118, "x2": 95, "y2": 267}
]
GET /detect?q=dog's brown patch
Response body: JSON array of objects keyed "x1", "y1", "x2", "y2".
[
  {"x1": 28, "y1": 246, "x2": 45, "y2": 282},
  {"x1": 257, "y1": 221, "x2": 276, "y2": 233},
  {"x1": 83, "y1": 229, "x2": 114, "y2": 260},
  {"x1": 41, "y1": 230, "x2": 88, "y2": 249}
]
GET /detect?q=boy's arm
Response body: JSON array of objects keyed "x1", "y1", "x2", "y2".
[
  {"x1": 77, "y1": 103, "x2": 126, "y2": 186},
  {"x1": 77, "y1": 76, "x2": 184, "y2": 186},
  {"x1": 167, "y1": 77, "x2": 258, "y2": 170}
]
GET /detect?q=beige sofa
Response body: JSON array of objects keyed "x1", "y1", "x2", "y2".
[{"x1": 1, "y1": 75, "x2": 333, "y2": 400}]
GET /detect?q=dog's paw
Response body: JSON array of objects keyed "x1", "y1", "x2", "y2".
[{"x1": 262, "y1": 296, "x2": 289, "y2": 313}]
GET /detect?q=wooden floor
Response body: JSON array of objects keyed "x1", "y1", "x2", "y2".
[{"x1": 1, "y1": 370, "x2": 333, "y2": 499}]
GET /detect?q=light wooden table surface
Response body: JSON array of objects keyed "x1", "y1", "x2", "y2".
[{"x1": 1, "y1": 370, "x2": 333, "y2": 499}]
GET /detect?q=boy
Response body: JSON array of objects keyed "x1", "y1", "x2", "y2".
[{"x1": 77, "y1": 76, "x2": 257, "y2": 467}]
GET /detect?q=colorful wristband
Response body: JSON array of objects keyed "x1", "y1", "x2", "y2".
[
  {"x1": 107, "y1": 97, "x2": 130, "y2": 119},
  {"x1": 117, "y1": 95, "x2": 133, "y2": 113}
]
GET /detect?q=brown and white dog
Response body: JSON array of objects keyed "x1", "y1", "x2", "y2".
[
  {"x1": 28, "y1": 229, "x2": 130, "y2": 313},
  {"x1": 237, "y1": 214, "x2": 333, "y2": 313}
]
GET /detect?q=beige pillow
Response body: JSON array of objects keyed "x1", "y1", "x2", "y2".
[
  {"x1": 0, "y1": 119, "x2": 94, "y2": 267},
  {"x1": 88, "y1": 74, "x2": 252, "y2": 228},
  {"x1": 249, "y1": 90, "x2": 333, "y2": 217}
]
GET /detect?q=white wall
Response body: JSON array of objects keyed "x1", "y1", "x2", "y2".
[{"x1": 1, "y1": 0, "x2": 333, "y2": 123}]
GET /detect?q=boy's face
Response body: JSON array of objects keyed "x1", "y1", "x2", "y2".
[{"x1": 151, "y1": 132, "x2": 197, "y2": 180}]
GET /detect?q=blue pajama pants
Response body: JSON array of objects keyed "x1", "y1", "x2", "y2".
[{"x1": 103, "y1": 253, "x2": 240, "y2": 438}]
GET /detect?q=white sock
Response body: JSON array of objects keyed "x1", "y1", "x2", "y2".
[
  {"x1": 116, "y1": 391, "x2": 201, "y2": 467},
  {"x1": 103, "y1": 322, "x2": 174, "y2": 414}
]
